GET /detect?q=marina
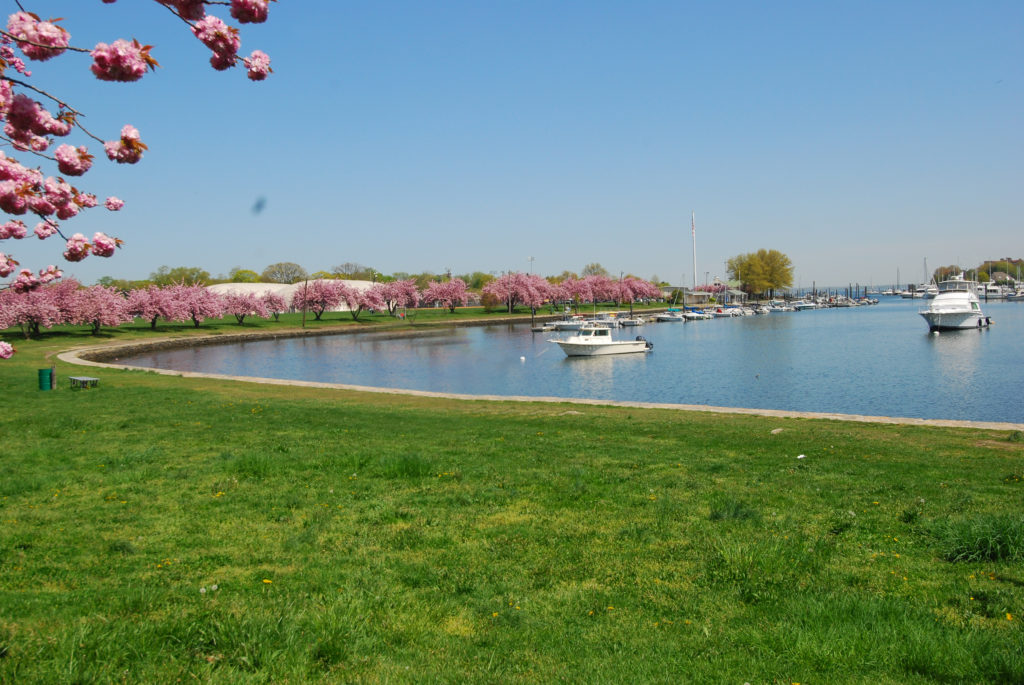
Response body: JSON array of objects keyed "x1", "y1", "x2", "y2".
[{"x1": 121, "y1": 298, "x2": 1024, "y2": 425}]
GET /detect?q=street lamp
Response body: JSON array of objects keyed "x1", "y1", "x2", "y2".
[{"x1": 528, "y1": 256, "x2": 535, "y2": 275}]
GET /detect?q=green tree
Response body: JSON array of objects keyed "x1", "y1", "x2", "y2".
[
  {"x1": 581, "y1": 263, "x2": 610, "y2": 278},
  {"x1": 309, "y1": 270, "x2": 335, "y2": 280},
  {"x1": 332, "y1": 262, "x2": 378, "y2": 281},
  {"x1": 229, "y1": 267, "x2": 260, "y2": 283},
  {"x1": 261, "y1": 262, "x2": 308, "y2": 284},
  {"x1": 96, "y1": 276, "x2": 149, "y2": 291},
  {"x1": 150, "y1": 265, "x2": 211, "y2": 285},
  {"x1": 458, "y1": 272, "x2": 494, "y2": 290},
  {"x1": 550, "y1": 270, "x2": 579, "y2": 283},
  {"x1": 727, "y1": 249, "x2": 793, "y2": 297}
]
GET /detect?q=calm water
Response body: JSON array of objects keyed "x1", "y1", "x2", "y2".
[{"x1": 124, "y1": 299, "x2": 1024, "y2": 423}]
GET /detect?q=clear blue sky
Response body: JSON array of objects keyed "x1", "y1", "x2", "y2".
[{"x1": 11, "y1": 1, "x2": 1023, "y2": 288}]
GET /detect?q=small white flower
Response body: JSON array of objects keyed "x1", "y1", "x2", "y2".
[
  {"x1": 210, "y1": 584, "x2": 218, "y2": 591},
  {"x1": 797, "y1": 454, "x2": 806, "y2": 459},
  {"x1": 200, "y1": 587, "x2": 207, "y2": 594}
]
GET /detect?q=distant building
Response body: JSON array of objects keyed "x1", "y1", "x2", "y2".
[{"x1": 658, "y1": 285, "x2": 712, "y2": 306}]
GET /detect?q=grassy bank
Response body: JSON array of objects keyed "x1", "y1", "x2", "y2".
[{"x1": 1, "y1": 325, "x2": 1023, "y2": 683}]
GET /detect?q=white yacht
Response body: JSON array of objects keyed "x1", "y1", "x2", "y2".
[
  {"x1": 549, "y1": 324, "x2": 653, "y2": 356},
  {"x1": 919, "y1": 273, "x2": 991, "y2": 331}
]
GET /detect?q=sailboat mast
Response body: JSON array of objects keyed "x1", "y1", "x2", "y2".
[{"x1": 691, "y1": 211, "x2": 697, "y2": 291}]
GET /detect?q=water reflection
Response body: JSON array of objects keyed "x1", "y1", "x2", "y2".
[{"x1": 121, "y1": 300, "x2": 1024, "y2": 423}]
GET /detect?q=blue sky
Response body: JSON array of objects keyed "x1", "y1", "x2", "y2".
[{"x1": 9, "y1": 1, "x2": 1022, "y2": 288}]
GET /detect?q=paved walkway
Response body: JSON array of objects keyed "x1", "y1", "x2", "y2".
[{"x1": 57, "y1": 333, "x2": 1024, "y2": 433}]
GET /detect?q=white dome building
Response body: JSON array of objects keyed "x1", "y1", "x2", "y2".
[{"x1": 207, "y1": 280, "x2": 375, "y2": 312}]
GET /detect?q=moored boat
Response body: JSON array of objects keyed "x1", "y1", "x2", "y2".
[
  {"x1": 919, "y1": 273, "x2": 991, "y2": 331},
  {"x1": 549, "y1": 324, "x2": 653, "y2": 356}
]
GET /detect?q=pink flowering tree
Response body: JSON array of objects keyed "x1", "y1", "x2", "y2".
[
  {"x1": 0, "y1": 2, "x2": 274, "y2": 356},
  {"x1": 68, "y1": 284, "x2": 132, "y2": 334},
  {"x1": 260, "y1": 291, "x2": 288, "y2": 321},
  {"x1": 422, "y1": 278, "x2": 468, "y2": 313},
  {"x1": 615, "y1": 277, "x2": 661, "y2": 314},
  {"x1": 0, "y1": 277, "x2": 78, "y2": 337},
  {"x1": 482, "y1": 272, "x2": 553, "y2": 313},
  {"x1": 560, "y1": 277, "x2": 593, "y2": 314},
  {"x1": 168, "y1": 283, "x2": 224, "y2": 328},
  {"x1": 582, "y1": 275, "x2": 618, "y2": 304},
  {"x1": 126, "y1": 284, "x2": 186, "y2": 329},
  {"x1": 292, "y1": 280, "x2": 344, "y2": 321},
  {"x1": 376, "y1": 279, "x2": 420, "y2": 317},
  {"x1": 338, "y1": 282, "x2": 384, "y2": 321},
  {"x1": 222, "y1": 290, "x2": 269, "y2": 325}
]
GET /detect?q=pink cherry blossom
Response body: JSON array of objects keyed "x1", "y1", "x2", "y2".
[
  {"x1": 243, "y1": 50, "x2": 272, "y2": 81},
  {"x1": 91, "y1": 39, "x2": 159, "y2": 82},
  {"x1": 6, "y1": 12, "x2": 69, "y2": 61},
  {"x1": 0, "y1": 341, "x2": 13, "y2": 359},
  {"x1": 11, "y1": 267, "x2": 39, "y2": 292},
  {"x1": 90, "y1": 232, "x2": 119, "y2": 257},
  {"x1": 76, "y1": 193, "x2": 98, "y2": 209},
  {"x1": 104, "y1": 125, "x2": 146, "y2": 164},
  {"x1": 34, "y1": 222, "x2": 58, "y2": 239},
  {"x1": 62, "y1": 233, "x2": 89, "y2": 262},
  {"x1": 38, "y1": 264, "x2": 62, "y2": 284},
  {"x1": 159, "y1": 0, "x2": 207, "y2": 21},
  {"x1": 104, "y1": 196, "x2": 124, "y2": 211},
  {"x1": 0, "y1": 252, "x2": 17, "y2": 278},
  {"x1": 0, "y1": 220, "x2": 27, "y2": 239},
  {"x1": 231, "y1": 0, "x2": 273, "y2": 24},
  {"x1": 193, "y1": 15, "x2": 241, "y2": 70},
  {"x1": 55, "y1": 144, "x2": 94, "y2": 176}
]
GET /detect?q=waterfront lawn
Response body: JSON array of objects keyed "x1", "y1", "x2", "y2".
[{"x1": 1, "y1": 335, "x2": 1022, "y2": 683}]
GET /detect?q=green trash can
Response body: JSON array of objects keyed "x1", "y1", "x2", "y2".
[{"x1": 38, "y1": 368, "x2": 52, "y2": 390}]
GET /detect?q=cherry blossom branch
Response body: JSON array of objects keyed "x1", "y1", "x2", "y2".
[{"x1": 0, "y1": 29, "x2": 90, "y2": 54}]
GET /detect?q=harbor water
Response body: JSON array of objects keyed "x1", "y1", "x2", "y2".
[{"x1": 122, "y1": 299, "x2": 1024, "y2": 424}]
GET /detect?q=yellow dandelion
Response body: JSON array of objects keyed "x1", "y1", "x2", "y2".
[
  {"x1": 492, "y1": 612, "x2": 498, "y2": 617},
  {"x1": 262, "y1": 579, "x2": 273, "y2": 584},
  {"x1": 1008, "y1": 613, "x2": 1014, "y2": 621}
]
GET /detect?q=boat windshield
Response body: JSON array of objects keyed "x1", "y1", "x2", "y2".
[{"x1": 938, "y1": 280, "x2": 971, "y2": 293}]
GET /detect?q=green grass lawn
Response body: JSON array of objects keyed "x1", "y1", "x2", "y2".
[{"x1": 1, "y1": 320, "x2": 1023, "y2": 683}]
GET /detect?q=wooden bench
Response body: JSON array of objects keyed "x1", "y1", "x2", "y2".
[{"x1": 69, "y1": 376, "x2": 99, "y2": 389}]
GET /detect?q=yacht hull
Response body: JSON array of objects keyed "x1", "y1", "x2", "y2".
[{"x1": 919, "y1": 311, "x2": 989, "y2": 331}]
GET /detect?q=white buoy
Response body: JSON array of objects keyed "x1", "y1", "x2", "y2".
[{"x1": 520, "y1": 356, "x2": 526, "y2": 362}]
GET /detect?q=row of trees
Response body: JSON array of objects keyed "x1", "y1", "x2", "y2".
[
  {"x1": 0, "y1": 277, "x2": 470, "y2": 342},
  {"x1": 933, "y1": 260, "x2": 1022, "y2": 285},
  {"x1": 0, "y1": 271, "x2": 664, "y2": 346},
  {"x1": 0, "y1": 281, "x2": 284, "y2": 339},
  {"x1": 482, "y1": 273, "x2": 661, "y2": 314}
]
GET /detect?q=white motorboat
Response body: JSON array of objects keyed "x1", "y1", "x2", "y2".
[
  {"x1": 655, "y1": 310, "x2": 685, "y2": 322},
  {"x1": 551, "y1": 316, "x2": 588, "y2": 330},
  {"x1": 549, "y1": 324, "x2": 653, "y2": 356},
  {"x1": 792, "y1": 300, "x2": 817, "y2": 310},
  {"x1": 919, "y1": 273, "x2": 991, "y2": 331},
  {"x1": 683, "y1": 309, "x2": 713, "y2": 320},
  {"x1": 617, "y1": 317, "x2": 645, "y2": 327}
]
